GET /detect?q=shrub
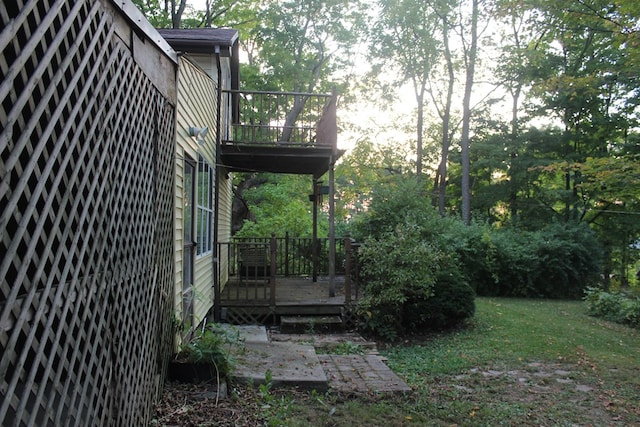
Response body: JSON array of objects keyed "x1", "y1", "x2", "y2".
[
  {"x1": 357, "y1": 223, "x2": 440, "y2": 340},
  {"x1": 175, "y1": 323, "x2": 243, "y2": 378},
  {"x1": 584, "y1": 287, "x2": 640, "y2": 329},
  {"x1": 455, "y1": 222, "x2": 602, "y2": 299},
  {"x1": 353, "y1": 176, "x2": 482, "y2": 339},
  {"x1": 533, "y1": 222, "x2": 602, "y2": 298},
  {"x1": 405, "y1": 266, "x2": 476, "y2": 331}
]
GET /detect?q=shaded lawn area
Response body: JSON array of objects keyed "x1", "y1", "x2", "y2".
[
  {"x1": 153, "y1": 298, "x2": 640, "y2": 426},
  {"x1": 272, "y1": 298, "x2": 639, "y2": 427},
  {"x1": 377, "y1": 298, "x2": 640, "y2": 426}
]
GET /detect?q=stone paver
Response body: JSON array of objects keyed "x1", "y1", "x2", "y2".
[
  {"x1": 318, "y1": 354, "x2": 411, "y2": 394},
  {"x1": 228, "y1": 326, "x2": 411, "y2": 394},
  {"x1": 231, "y1": 340, "x2": 328, "y2": 391}
]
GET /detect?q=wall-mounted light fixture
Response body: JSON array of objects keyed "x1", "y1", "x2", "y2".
[{"x1": 188, "y1": 126, "x2": 209, "y2": 139}]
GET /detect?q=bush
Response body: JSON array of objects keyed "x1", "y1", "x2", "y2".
[
  {"x1": 175, "y1": 323, "x2": 242, "y2": 378},
  {"x1": 357, "y1": 223, "x2": 441, "y2": 340},
  {"x1": 354, "y1": 178, "x2": 477, "y2": 339},
  {"x1": 584, "y1": 287, "x2": 640, "y2": 328},
  {"x1": 405, "y1": 266, "x2": 476, "y2": 331},
  {"x1": 453, "y1": 222, "x2": 602, "y2": 299},
  {"x1": 533, "y1": 222, "x2": 602, "y2": 298}
]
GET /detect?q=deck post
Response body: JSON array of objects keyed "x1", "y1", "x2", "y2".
[
  {"x1": 328, "y1": 164, "x2": 336, "y2": 297},
  {"x1": 285, "y1": 231, "x2": 290, "y2": 277},
  {"x1": 270, "y1": 233, "x2": 277, "y2": 306},
  {"x1": 344, "y1": 234, "x2": 351, "y2": 304},
  {"x1": 312, "y1": 179, "x2": 319, "y2": 282},
  {"x1": 328, "y1": 88, "x2": 338, "y2": 297}
]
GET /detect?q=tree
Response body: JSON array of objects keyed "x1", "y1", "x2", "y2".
[
  {"x1": 335, "y1": 136, "x2": 413, "y2": 224},
  {"x1": 459, "y1": 0, "x2": 481, "y2": 224},
  {"x1": 234, "y1": 174, "x2": 326, "y2": 238},
  {"x1": 368, "y1": 0, "x2": 442, "y2": 181},
  {"x1": 430, "y1": 0, "x2": 458, "y2": 215}
]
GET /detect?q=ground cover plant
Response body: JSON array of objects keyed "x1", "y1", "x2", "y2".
[{"x1": 153, "y1": 298, "x2": 640, "y2": 426}]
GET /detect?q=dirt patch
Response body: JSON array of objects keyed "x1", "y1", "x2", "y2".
[
  {"x1": 425, "y1": 359, "x2": 634, "y2": 426},
  {"x1": 151, "y1": 381, "x2": 264, "y2": 427}
]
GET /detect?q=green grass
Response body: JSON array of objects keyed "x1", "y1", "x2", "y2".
[{"x1": 273, "y1": 298, "x2": 640, "y2": 426}]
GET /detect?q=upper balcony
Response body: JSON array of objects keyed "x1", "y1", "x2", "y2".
[{"x1": 220, "y1": 90, "x2": 342, "y2": 179}]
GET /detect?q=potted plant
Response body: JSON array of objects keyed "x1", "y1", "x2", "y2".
[{"x1": 169, "y1": 322, "x2": 242, "y2": 384}]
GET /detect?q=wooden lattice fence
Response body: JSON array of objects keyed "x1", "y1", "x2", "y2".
[{"x1": 1, "y1": 1, "x2": 176, "y2": 425}]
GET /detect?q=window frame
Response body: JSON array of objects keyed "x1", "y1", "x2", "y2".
[{"x1": 196, "y1": 154, "x2": 214, "y2": 258}]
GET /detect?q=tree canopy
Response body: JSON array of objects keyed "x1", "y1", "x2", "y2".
[{"x1": 135, "y1": 0, "x2": 640, "y2": 286}]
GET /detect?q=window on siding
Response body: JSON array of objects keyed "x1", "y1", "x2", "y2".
[{"x1": 196, "y1": 155, "x2": 213, "y2": 257}]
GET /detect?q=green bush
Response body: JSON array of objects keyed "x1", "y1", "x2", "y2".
[
  {"x1": 533, "y1": 222, "x2": 602, "y2": 298},
  {"x1": 584, "y1": 287, "x2": 640, "y2": 328},
  {"x1": 453, "y1": 222, "x2": 602, "y2": 299},
  {"x1": 405, "y1": 266, "x2": 476, "y2": 331},
  {"x1": 354, "y1": 178, "x2": 477, "y2": 339},
  {"x1": 357, "y1": 223, "x2": 441, "y2": 340},
  {"x1": 175, "y1": 323, "x2": 243, "y2": 377}
]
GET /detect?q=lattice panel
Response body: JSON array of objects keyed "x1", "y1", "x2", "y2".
[
  {"x1": 341, "y1": 305, "x2": 360, "y2": 331},
  {"x1": 224, "y1": 307, "x2": 276, "y2": 325},
  {"x1": 1, "y1": 1, "x2": 176, "y2": 425}
]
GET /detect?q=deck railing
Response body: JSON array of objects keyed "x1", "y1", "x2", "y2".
[
  {"x1": 230, "y1": 235, "x2": 347, "y2": 277},
  {"x1": 222, "y1": 90, "x2": 336, "y2": 147},
  {"x1": 214, "y1": 234, "x2": 360, "y2": 309}
]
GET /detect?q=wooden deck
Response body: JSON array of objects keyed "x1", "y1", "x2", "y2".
[{"x1": 220, "y1": 276, "x2": 357, "y2": 325}]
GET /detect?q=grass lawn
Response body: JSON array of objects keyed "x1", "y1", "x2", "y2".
[{"x1": 272, "y1": 297, "x2": 640, "y2": 426}]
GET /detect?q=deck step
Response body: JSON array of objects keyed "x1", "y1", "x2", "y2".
[{"x1": 280, "y1": 315, "x2": 343, "y2": 333}]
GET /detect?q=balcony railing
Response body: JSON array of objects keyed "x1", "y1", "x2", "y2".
[{"x1": 222, "y1": 90, "x2": 336, "y2": 147}]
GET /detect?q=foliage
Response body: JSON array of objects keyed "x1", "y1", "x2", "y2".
[
  {"x1": 357, "y1": 223, "x2": 441, "y2": 340},
  {"x1": 455, "y1": 221, "x2": 603, "y2": 298},
  {"x1": 175, "y1": 323, "x2": 243, "y2": 378},
  {"x1": 404, "y1": 267, "x2": 476, "y2": 331},
  {"x1": 354, "y1": 176, "x2": 476, "y2": 339},
  {"x1": 335, "y1": 138, "x2": 414, "y2": 224},
  {"x1": 257, "y1": 370, "x2": 297, "y2": 427},
  {"x1": 351, "y1": 175, "x2": 435, "y2": 241},
  {"x1": 584, "y1": 287, "x2": 640, "y2": 329},
  {"x1": 234, "y1": 174, "x2": 326, "y2": 238},
  {"x1": 250, "y1": 0, "x2": 366, "y2": 95}
]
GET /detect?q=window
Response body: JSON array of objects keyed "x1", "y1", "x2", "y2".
[
  {"x1": 196, "y1": 155, "x2": 213, "y2": 256},
  {"x1": 183, "y1": 157, "x2": 196, "y2": 325}
]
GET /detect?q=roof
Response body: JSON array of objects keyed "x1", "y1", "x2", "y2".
[{"x1": 157, "y1": 28, "x2": 239, "y2": 55}]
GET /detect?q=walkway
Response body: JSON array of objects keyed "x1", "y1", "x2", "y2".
[{"x1": 228, "y1": 325, "x2": 411, "y2": 394}]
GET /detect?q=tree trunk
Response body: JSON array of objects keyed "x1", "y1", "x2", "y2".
[
  {"x1": 438, "y1": 16, "x2": 455, "y2": 216},
  {"x1": 461, "y1": 0, "x2": 479, "y2": 225},
  {"x1": 509, "y1": 84, "x2": 521, "y2": 220},
  {"x1": 172, "y1": 0, "x2": 187, "y2": 28},
  {"x1": 416, "y1": 94, "x2": 424, "y2": 181}
]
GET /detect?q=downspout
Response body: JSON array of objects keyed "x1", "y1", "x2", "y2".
[{"x1": 213, "y1": 45, "x2": 222, "y2": 322}]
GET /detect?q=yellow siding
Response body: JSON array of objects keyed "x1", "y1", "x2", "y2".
[
  {"x1": 175, "y1": 145, "x2": 185, "y2": 316},
  {"x1": 217, "y1": 172, "x2": 233, "y2": 287},
  {"x1": 175, "y1": 56, "x2": 217, "y2": 324},
  {"x1": 194, "y1": 254, "x2": 213, "y2": 324}
]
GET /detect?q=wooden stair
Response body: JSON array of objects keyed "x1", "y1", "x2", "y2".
[{"x1": 280, "y1": 315, "x2": 343, "y2": 333}]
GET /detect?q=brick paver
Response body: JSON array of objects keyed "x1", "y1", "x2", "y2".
[{"x1": 318, "y1": 354, "x2": 411, "y2": 394}]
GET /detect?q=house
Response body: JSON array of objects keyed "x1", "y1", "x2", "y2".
[
  {"x1": 0, "y1": 0, "x2": 352, "y2": 424},
  {"x1": 159, "y1": 29, "x2": 352, "y2": 327},
  {"x1": 157, "y1": 28, "x2": 239, "y2": 332}
]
